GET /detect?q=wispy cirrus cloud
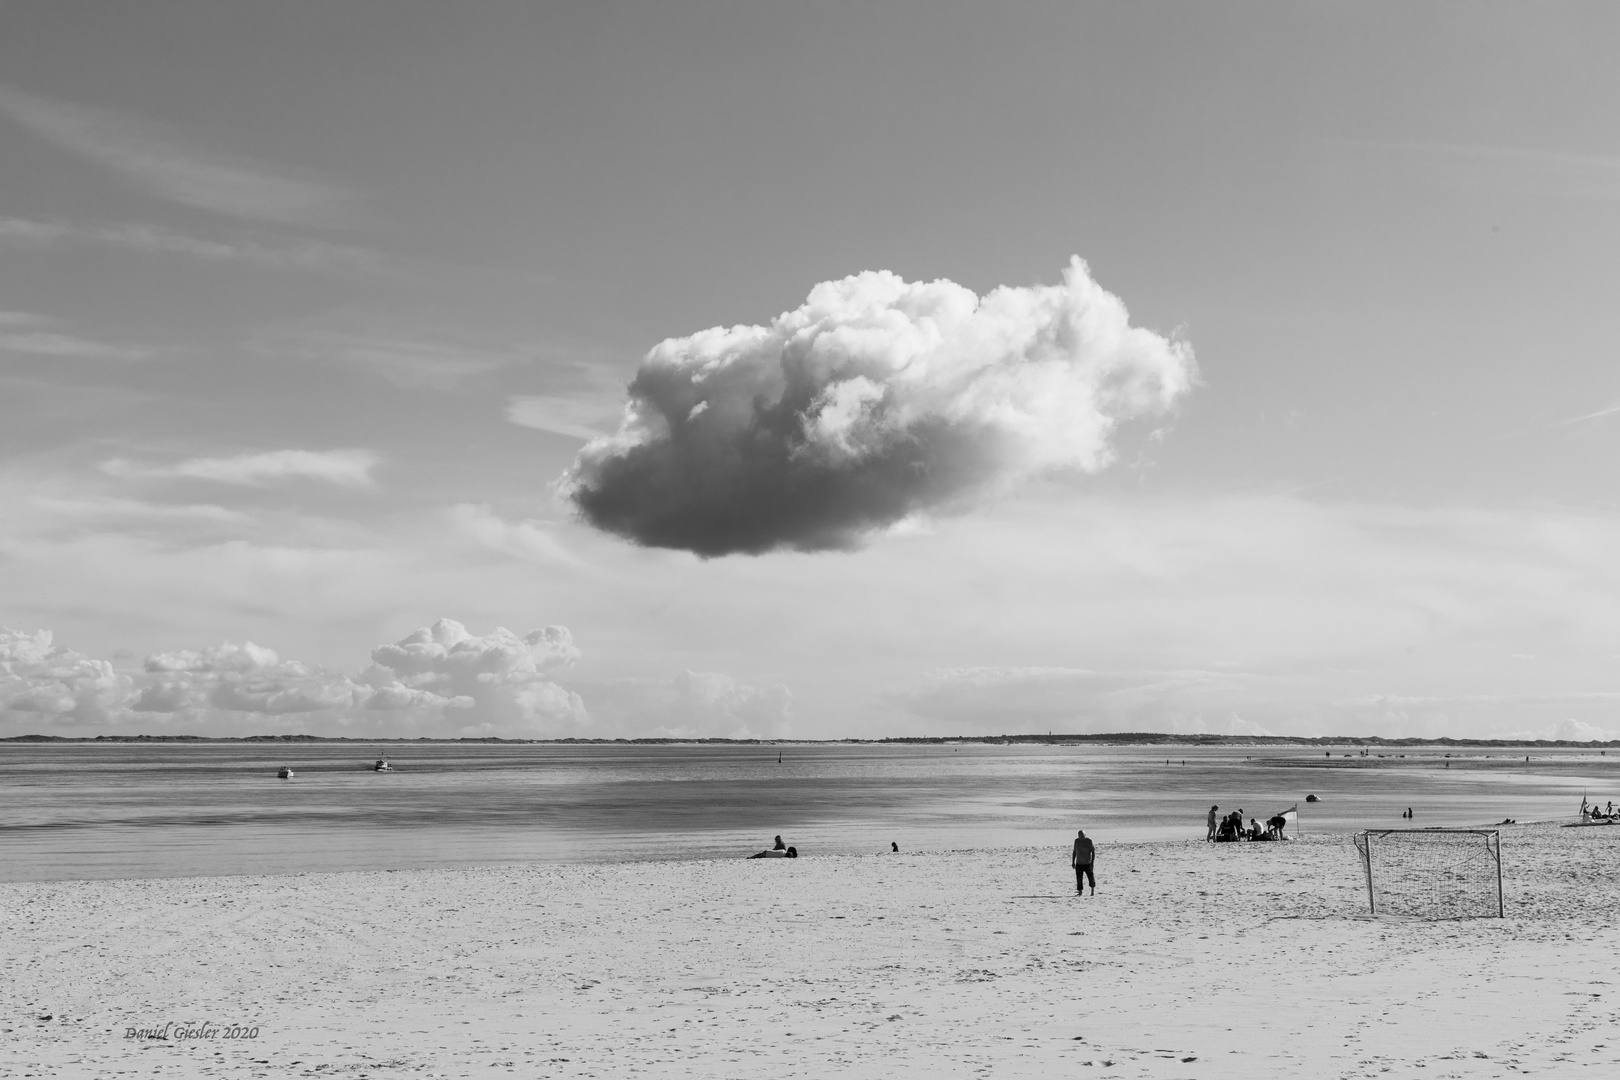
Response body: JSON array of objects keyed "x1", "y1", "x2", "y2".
[
  {"x1": 33, "y1": 495, "x2": 248, "y2": 526},
  {"x1": 1327, "y1": 138, "x2": 1620, "y2": 202},
  {"x1": 1333, "y1": 690, "x2": 1620, "y2": 709},
  {"x1": 102, "y1": 449, "x2": 380, "y2": 488},
  {"x1": 0, "y1": 311, "x2": 154, "y2": 362},
  {"x1": 1488, "y1": 398, "x2": 1620, "y2": 443},
  {"x1": 262, "y1": 329, "x2": 518, "y2": 390},
  {"x1": 1545, "y1": 401, "x2": 1620, "y2": 430},
  {"x1": 505, "y1": 395, "x2": 621, "y2": 440},
  {"x1": 0, "y1": 216, "x2": 387, "y2": 274},
  {"x1": 448, "y1": 504, "x2": 581, "y2": 567},
  {"x1": 0, "y1": 85, "x2": 352, "y2": 226}
]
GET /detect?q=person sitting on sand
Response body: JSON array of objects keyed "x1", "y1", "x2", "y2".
[
  {"x1": 891, "y1": 842, "x2": 899, "y2": 852},
  {"x1": 1248, "y1": 818, "x2": 1264, "y2": 841},
  {"x1": 773, "y1": 835, "x2": 786, "y2": 850}
]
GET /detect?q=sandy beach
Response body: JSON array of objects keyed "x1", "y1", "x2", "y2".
[{"x1": 6, "y1": 821, "x2": 1618, "y2": 1079}]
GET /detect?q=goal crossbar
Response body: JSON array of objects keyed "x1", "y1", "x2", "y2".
[{"x1": 1353, "y1": 829, "x2": 1503, "y2": 919}]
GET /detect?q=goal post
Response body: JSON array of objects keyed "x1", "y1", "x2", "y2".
[{"x1": 1353, "y1": 829, "x2": 1504, "y2": 919}]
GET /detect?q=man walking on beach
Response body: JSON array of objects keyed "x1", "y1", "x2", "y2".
[{"x1": 1072, "y1": 830, "x2": 1096, "y2": 896}]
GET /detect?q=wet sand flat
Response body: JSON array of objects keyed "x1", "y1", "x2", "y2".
[{"x1": 5, "y1": 822, "x2": 1618, "y2": 1078}]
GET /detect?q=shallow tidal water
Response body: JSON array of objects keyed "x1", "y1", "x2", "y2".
[{"x1": 1, "y1": 741, "x2": 1614, "y2": 881}]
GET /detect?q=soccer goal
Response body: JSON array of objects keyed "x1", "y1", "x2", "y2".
[{"x1": 1352, "y1": 829, "x2": 1504, "y2": 918}]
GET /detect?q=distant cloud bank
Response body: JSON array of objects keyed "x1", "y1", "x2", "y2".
[
  {"x1": 560, "y1": 257, "x2": 1196, "y2": 555},
  {"x1": 0, "y1": 621, "x2": 785, "y2": 739}
]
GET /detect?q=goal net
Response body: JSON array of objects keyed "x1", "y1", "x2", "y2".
[{"x1": 1352, "y1": 829, "x2": 1503, "y2": 918}]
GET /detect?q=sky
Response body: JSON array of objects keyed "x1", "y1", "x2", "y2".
[{"x1": 4, "y1": 1, "x2": 1620, "y2": 740}]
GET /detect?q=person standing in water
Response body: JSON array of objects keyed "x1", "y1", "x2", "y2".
[{"x1": 1071, "y1": 830, "x2": 1096, "y2": 896}]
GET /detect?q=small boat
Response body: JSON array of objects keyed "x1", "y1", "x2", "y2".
[
  {"x1": 372, "y1": 758, "x2": 392, "y2": 772},
  {"x1": 277, "y1": 766, "x2": 294, "y2": 779}
]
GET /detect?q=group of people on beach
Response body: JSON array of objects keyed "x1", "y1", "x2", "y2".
[
  {"x1": 1580, "y1": 799, "x2": 1616, "y2": 821},
  {"x1": 1206, "y1": 804, "x2": 1288, "y2": 843}
]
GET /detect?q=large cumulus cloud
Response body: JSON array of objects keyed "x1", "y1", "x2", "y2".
[{"x1": 561, "y1": 257, "x2": 1196, "y2": 555}]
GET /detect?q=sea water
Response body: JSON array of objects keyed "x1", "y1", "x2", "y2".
[{"x1": 1, "y1": 741, "x2": 1615, "y2": 882}]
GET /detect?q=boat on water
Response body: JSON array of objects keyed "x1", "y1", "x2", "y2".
[
  {"x1": 372, "y1": 758, "x2": 392, "y2": 772},
  {"x1": 277, "y1": 766, "x2": 295, "y2": 779}
]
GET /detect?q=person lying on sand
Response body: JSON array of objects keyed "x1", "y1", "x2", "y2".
[{"x1": 749, "y1": 846, "x2": 797, "y2": 858}]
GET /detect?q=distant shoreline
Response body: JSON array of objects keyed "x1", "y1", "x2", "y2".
[{"x1": 6, "y1": 732, "x2": 1620, "y2": 748}]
